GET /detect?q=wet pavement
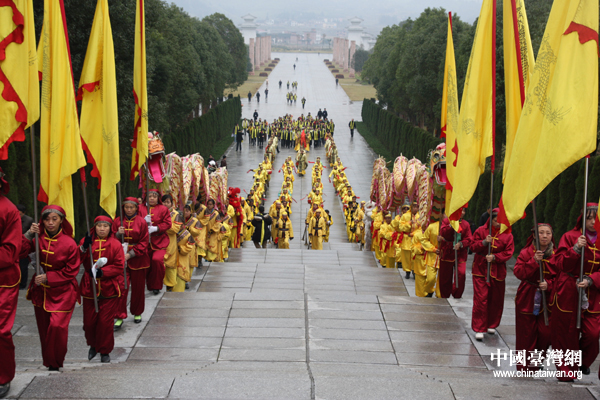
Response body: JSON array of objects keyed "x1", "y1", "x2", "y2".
[{"x1": 8, "y1": 53, "x2": 598, "y2": 399}]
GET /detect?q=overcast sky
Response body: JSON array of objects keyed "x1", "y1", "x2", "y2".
[{"x1": 170, "y1": 0, "x2": 484, "y2": 33}]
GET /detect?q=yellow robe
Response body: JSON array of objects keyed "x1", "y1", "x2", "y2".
[
  {"x1": 243, "y1": 203, "x2": 254, "y2": 241},
  {"x1": 394, "y1": 211, "x2": 419, "y2": 273},
  {"x1": 227, "y1": 204, "x2": 244, "y2": 249},
  {"x1": 221, "y1": 222, "x2": 231, "y2": 261},
  {"x1": 164, "y1": 209, "x2": 183, "y2": 287},
  {"x1": 421, "y1": 222, "x2": 441, "y2": 297},
  {"x1": 371, "y1": 210, "x2": 383, "y2": 261},
  {"x1": 173, "y1": 230, "x2": 196, "y2": 292},
  {"x1": 378, "y1": 222, "x2": 396, "y2": 268},
  {"x1": 205, "y1": 210, "x2": 222, "y2": 262},
  {"x1": 308, "y1": 216, "x2": 326, "y2": 250},
  {"x1": 324, "y1": 213, "x2": 333, "y2": 242},
  {"x1": 276, "y1": 219, "x2": 294, "y2": 249},
  {"x1": 194, "y1": 207, "x2": 209, "y2": 258},
  {"x1": 411, "y1": 229, "x2": 428, "y2": 296}
]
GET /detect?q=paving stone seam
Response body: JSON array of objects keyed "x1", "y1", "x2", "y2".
[
  {"x1": 216, "y1": 292, "x2": 236, "y2": 362},
  {"x1": 377, "y1": 296, "x2": 400, "y2": 366},
  {"x1": 303, "y1": 293, "x2": 316, "y2": 400}
]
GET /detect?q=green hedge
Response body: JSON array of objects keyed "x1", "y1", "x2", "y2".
[
  {"x1": 0, "y1": 96, "x2": 241, "y2": 237},
  {"x1": 362, "y1": 99, "x2": 443, "y2": 163},
  {"x1": 361, "y1": 98, "x2": 600, "y2": 252}
]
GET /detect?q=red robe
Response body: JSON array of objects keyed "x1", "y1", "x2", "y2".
[
  {"x1": 513, "y1": 245, "x2": 556, "y2": 370},
  {"x1": 138, "y1": 204, "x2": 171, "y2": 251},
  {"x1": 0, "y1": 196, "x2": 22, "y2": 385},
  {"x1": 438, "y1": 218, "x2": 472, "y2": 298},
  {"x1": 112, "y1": 215, "x2": 149, "y2": 318},
  {"x1": 552, "y1": 228, "x2": 600, "y2": 379},
  {"x1": 80, "y1": 235, "x2": 125, "y2": 355},
  {"x1": 470, "y1": 225, "x2": 514, "y2": 333},
  {"x1": 22, "y1": 227, "x2": 80, "y2": 369}
]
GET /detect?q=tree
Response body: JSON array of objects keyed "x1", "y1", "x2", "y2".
[{"x1": 352, "y1": 48, "x2": 370, "y2": 73}]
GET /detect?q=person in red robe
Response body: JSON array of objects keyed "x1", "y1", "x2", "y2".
[
  {"x1": 513, "y1": 223, "x2": 556, "y2": 371},
  {"x1": 0, "y1": 168, "x2": 22, "y2": 398},
  {"x1": 470, "y1": 208, "x2": 514, "y2": 341},
  {"x1": 23, "y1": 205, "x2": 80, "y2": 371},
  {"x1": 552, "y1": 203, "x2": 599, "y2": 381},
  {"x1": 112, "y1": 197, "x2": 149, "y2": 328},
  {"x1": 438, "y1": 208, "x2": 473, "y2": 298},
  {"x1": 79, "y1": 216, "x2": 125, "y2": 363},
  {"x1": 138, "y1": 189, "x2": 171, "y2": 294}
]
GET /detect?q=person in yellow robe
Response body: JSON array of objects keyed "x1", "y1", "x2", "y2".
[
  {"x1": 183, "y1": 204, "x2": 200, "y2": 288},
  {"x1": 378, "y1": 213, "x2": 396, "y2": 268},
  {"x1": 242, "y1": 198, "x2": 255, "y2": 242},
  {"x1": 296, "y1": 150, "x2": 307, "y2": 176},
  {"x1": 412, "y1": 223, "x2": 427, "y2": 296},
  {"x1": 420, "y1": 220, "x2": 440, "y2": 298},
  {"x1": 227, "y1": 202, "x2": 244, "y2": 249},
  {"x1": 371, "y1": 207, "x2": 384, "y2": 263},
  {"x1": 172, "y1": 229, "x2": 196, "y2": 292},
  {"x1": 393, "y1": 202, "x2": 419, "y2": 279},
  {"x1": 162, "y1": 195, "x2": 183, "y2": 290},
  {"x1": 354, "y1": 202, "x2": 366, "y2": 246},
  {"x1": 324, "y1": 210, "x2": 333, "y2": 242},
  {"x1": 221, "y1": 215, "x2": 232, "y2": 261},
  {"x1": 194, "y1": 203, "x2": 209, "y2": 265},
  {"x1": 269, "y1": 201, "x2": 284, "y2": 242},
  {"x1": 276, "y1": 212, "x2": 294, "y2": 249},
  {"x1": 308, "y1": 209, "x2": 327, "y2": 250},
  {"x1": 204, "y1": 200, "x2": 223, "y2": 262}
]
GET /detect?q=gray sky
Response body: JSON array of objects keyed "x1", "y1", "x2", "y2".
[{"x1": 170, "y1": 0, "x2": 483, "y2": 33}]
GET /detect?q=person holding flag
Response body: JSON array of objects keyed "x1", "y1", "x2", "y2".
[
  {"x1": 0, "y1": 170, "x2": 23, "y2": 398},
  {"x1": 23, "y1": 206, "x2": 80, "y2": 371},
  {"x1": 113, "y1": 197, "x2": 149, "y2": 328},
  {"x1": 79, "y1": 216, "x2": 125, "y2": 364},
  {"x1": 470, "y1": 209, "x2": 514, "y2": 341},
  {"x1": 438, "y1": 208, "x2": 472, "y2": 298}
]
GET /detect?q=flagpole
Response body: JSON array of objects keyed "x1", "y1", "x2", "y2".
[
  {"x1": 29, "y1": 125, "x2": 42, "y2": 276},
  {"x1": 80, "y1": 168, "x2": 99, "y2": 313},
  {"x1": 117, "y1": 182, "x2": 127, "y2": 287},
  {"x1": 531, "y1": 199, "x2": 549, "y2": 326},
  {"x1": 487, "y1": 0, "x2": 497, "y2": 284},
  {"x1": 577, "y1": 157, "x2": 589, "y2": 329},
  {"x1": 487, "y1": 173, "x2": 493, "y2": 284}
]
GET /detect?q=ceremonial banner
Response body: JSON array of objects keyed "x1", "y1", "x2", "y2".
[
  {"x1": 38, "y1": 0, "x2": 86, "y2": 231},
  {"x1": 502, "y1": 0, "x2": 535, "y2": 181},
  {"x1": 78, "y1": 0, "x2": 120, "y2": 218},
  {"x1": 130, "y1": 0, "x2": 148, "y2": 180},
  {"x1": 442, "y1": 12, "x2": 460, "y2": 225},
  {"x1": 0, "y1": 0, "x2": 39, "y2": 159},
  {"x1": 498, "y1": 0, "x2": 598, "y2": 230},
  {"x1": 447, "y1": 0, "x2": 496, "y2": 220}
]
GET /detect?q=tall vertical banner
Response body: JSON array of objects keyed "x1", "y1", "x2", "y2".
[
  {"x1": 38, "y1": 0, "x2": 86, "y2": 231},
  {"x1": 447, "y1": 0, "x2": 496, "y2": 220},
  {"x1": 502, "y1": 0, "x2": 535, "y2": 181},
  {"x1": 78, "y1": 0, "x2": 120, "y2": 218},
  {"x1": 130, "y1": 0, "x2": 148, "y2": 180},
  {"x1": 0, "y1": 0, "x2": 39, "y2": 158},
  {"x1": 498, "y1": 0, "x2": 598, "y2": 229},
  {"x1": 441, "y1": 12, "x2": 460, "y2": 220}
]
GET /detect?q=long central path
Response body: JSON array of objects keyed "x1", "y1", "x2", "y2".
[{"x1": 11, "y1": 53, "x2": 596, "y2": 399}]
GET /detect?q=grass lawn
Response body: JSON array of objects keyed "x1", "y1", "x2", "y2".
[
  {"x1": 326, "y1": 62, "x2": 376, "y2": 101},
  {"x1": 355, "y1": 121, "x2": 393, "y2": 168},
  {"x1": 226, "y1": 65, "x2": 275, "y2": 98}
]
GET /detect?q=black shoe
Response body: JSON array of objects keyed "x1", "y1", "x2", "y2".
[
  {"x1": 0, "y1": 382, "x2": 10, "y2": 399},
  {"x1": 411, "y1": 272, "x2": 415, "y2": 279},
  {"x1": 405, "y1": 271, "x2": 411, "y2": 279},
  {"x1": 88, "y1": 346, "x2": 97, "y2": 360},
  {"x1": 581, "y1": 365, "x2": 591, "y2": 375},
  {"x1": 425, "y1": 293, "x2": 434, "y2": 298},
  {"x1": 48, "y1": 366, "x2": 59, "y2": 371},
  {"x1": 185, "y1": 283, "x2": 190, "y2": 290},
  {"x1": 101, "y1": 354, "x2": 110, "y2": 363},
  {"x1": 152, "y1": 289, "x2": 160, "y2": 295}
]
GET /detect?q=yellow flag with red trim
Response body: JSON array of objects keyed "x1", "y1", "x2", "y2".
[
  {"x1": 0, "y1": 0, "x2": 39, "y2": 159},
  {"x1": 442, "y1": 12, "x2": 459, "y2": 228},
  {"x1": 130, "y1": 0, "x2": 148, "y2": 180},
  {"x1": 38, "y1": 0, "x2": 86, "y2": 232},
  {"x1": 447, "y1": 0, "x2": 496, "y2": 221},
  {"x1": 502, "y1": 0, "x2": 535, "y2": 181},
  {"x1": 78, "y1": 0, "x2": 120, "y2": 218},
  {"x1": 498, "y1": 0, "x2": 598, "y2": 230}
]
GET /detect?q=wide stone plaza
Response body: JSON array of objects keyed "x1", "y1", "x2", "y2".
[{"x1": 8, "y1": 53, "x2": 598, "y2": 399}]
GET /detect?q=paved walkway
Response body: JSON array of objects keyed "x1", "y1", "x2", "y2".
[{"x1": 9, "y1": 53, "x2": 599, "y2": 399}]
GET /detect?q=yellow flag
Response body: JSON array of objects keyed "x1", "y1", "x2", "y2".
[
  {"x1": 499, "y1": 0, "x2": 598, "y2": 229},
  {"x1": 502, "y1": 0, "x2": 535, "y2": 181},
  {"x1": 131, "y1": 0, "x2": 148, "y2": 180},
  {"x1": 442, "y1": 12, "x2": 460, "y2": 224},
  {"x1": 38, "y1": 0, "x2": 86, "y2": 232},
  {"x1": 78, "y1": 0, "x2": 120, "y2": 218},
  {"x1": 0, "y1": 0, "x2": 39, "y2": 159},
  {"x1": 447, "y1": 0, "x2": 495, "y2": 220}
]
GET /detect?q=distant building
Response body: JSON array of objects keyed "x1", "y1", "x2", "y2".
[{"x1": 240, "y1": 14, "x2": 257, "y2": 45}]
